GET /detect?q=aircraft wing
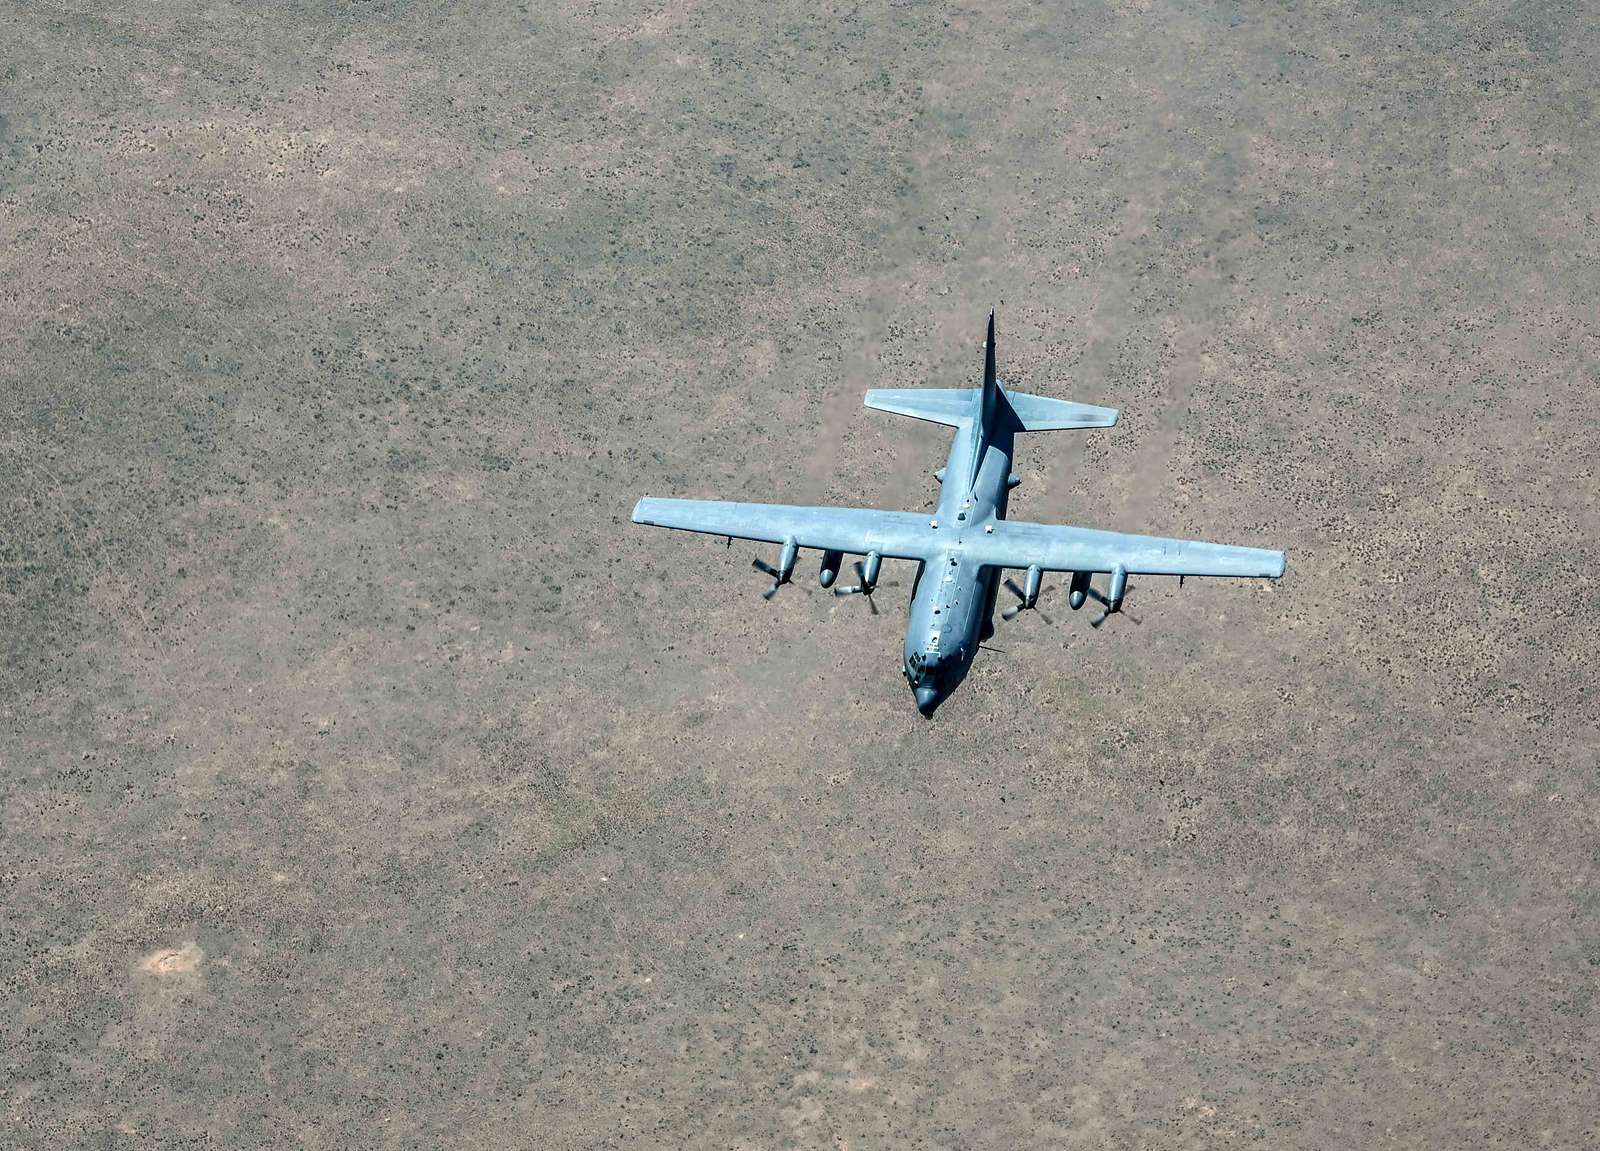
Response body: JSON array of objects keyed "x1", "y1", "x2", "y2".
[
  {"x1": 632, "y1": 498, "x2": 937, "y2": 560},
  {"x1": 969, "y1": 519, "x2": 1285, "y2": 579}
]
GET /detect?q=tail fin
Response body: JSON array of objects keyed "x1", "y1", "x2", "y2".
[
  {"x1": 981, "y1": 309, "x2": 997, "y2": 424},
  {"x1": 860, "y1": 310, "x2": 1001, "y2": 430},
  {"x1": 862, "y1": 309, "x2": 1118, "y2": 436},
  {"x1": 983, "y1": 310, "x2": 997, "y2": 394},
  {"x1": 981, "y1": 309, "x2": 1120, "y2": 431},
  {"x1": 969, "y1": 310, "x2": 999, "y2": 490}
]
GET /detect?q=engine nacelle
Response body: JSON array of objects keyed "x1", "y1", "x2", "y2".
[
  {"x1": 819, "y1": 549, "x2": 844, "y2": 588},
  {"x1": 1068, "y1": 570, "x2": 1090, "y2": 610},
  {"x1": 861, "y1": 550, "x2": 882, "y2": 591},
  {"x1": 1107, "y1": 563, "x2": 1128, "y2": 612},
  {"x1": 1022, "y1": 564, "x2": 1042, "y2": 607}
]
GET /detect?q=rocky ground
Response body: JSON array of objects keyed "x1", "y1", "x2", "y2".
[{"x1": 3, "y1": 1, "x2": 1597, "y2": 1147}]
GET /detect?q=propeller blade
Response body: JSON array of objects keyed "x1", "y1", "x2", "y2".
[
  {"x1": 753, "y1": 558, "x2": 779, "y2": 578},
  {"x1": 1088, "y1": 591, "x2": 1138, "y2": 628},
  {"x1": 833, "y1": 585, "x2": 879, "y2": 612},
  {"x1": 762, "y1": 584, "x2": 779, "y2": 600},
  {"x1": 833, "y1": 559, "x2": 879, "y2": 613},
  {"x1": 832, "y1": 576, "x2": 883, "y2": 611},
  {"x1": 1003, "y1": 575, "x2": 1055, "y2": 623}
]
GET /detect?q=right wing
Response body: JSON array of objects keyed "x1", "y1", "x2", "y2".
[
  {"x1": 970, "y1": 519, "x2": 1285, "y2": 579},
  {"x1": 632, "y1": 497, "x2": 937, "y2": 560}
]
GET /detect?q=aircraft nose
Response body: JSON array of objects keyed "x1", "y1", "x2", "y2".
[{"x1": 914, "y1": 684, "x2": 940, "y2": 716}]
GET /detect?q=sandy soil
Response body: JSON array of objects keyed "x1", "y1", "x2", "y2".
[{"x1": 3, "y1": 1, "x2": 1597, "y2": 1147}]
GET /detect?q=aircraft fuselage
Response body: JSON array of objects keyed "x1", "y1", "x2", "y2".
[{"x1": 902, "y1": 418, "x2": 1018, "y2": 714}]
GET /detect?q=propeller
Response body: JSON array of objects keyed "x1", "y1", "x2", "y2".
[
  {"x1": 833, "y1": 551, "x2": 882, "y2": 614},
  {"x1": 752, "y1": 558, "x2": 785, "y2": 599},
  {"x1": 833, "y1": 560, "x2": 879, "y2": 614},
  {"x1": 1086, "y1": 589, "x2": 1142, "y2": 628},
  {"x1": 1086, "y1": 564, "x2": 1141, "y2": 628},
  {"x1": 1001, "y1": 564, "x2": 1051, "y2": 623},
  {"x1": 1001, "y1": 578, "x2": 1053, "y2": 623},
  {"x1": 754, "y1": 538, "x2": 799, "y2": 599}
]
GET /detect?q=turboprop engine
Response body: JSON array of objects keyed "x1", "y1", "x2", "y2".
[
  {"x1": 833, "y1": 551, "x2": 882, "y2": 613},
  {"x1": 752, "y1": 538, "x2": 799, "y2": 599},
  {"x1": 1002, "y1": 564, "x2": 1047, "y2": 620},
  {"x1": 1107, "y1": 564, "x2": 1128, "y2": 611},
  {"x1": 1087, "y1": 563, "x2": 1130, "y2": 628}
]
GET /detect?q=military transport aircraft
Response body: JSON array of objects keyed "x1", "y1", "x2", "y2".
[{"x1": 632, "y1": 312, "x2": 1285, "y2": 715}]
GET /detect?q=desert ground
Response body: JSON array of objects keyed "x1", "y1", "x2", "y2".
[{"x1": 3, "y1": 1, "x2": 1597, "y2": 1146}]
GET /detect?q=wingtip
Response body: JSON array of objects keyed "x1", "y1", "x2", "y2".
[
  {"x1": 631, "y1": 497, "x2": 650, "y2": 524},
  {"x1": 1273, "y1": 552, "x2": 1287, "y2": 579}
]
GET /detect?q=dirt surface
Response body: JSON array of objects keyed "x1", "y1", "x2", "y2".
[{"x1": 3, "y1": 2, "x2": 1598, "y2": 1147}]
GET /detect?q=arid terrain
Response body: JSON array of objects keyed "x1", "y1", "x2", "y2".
[{"x1": 3, "y1": 1, "x2": 1597, "y2": 1147}]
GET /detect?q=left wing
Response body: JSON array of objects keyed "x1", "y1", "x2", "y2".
[
  {"x1": 632, "y1": 498, "x2": 938, "y2": 560},
  {"x1": 969, "y1": 518, "x2": 1285, "y2": 579}
]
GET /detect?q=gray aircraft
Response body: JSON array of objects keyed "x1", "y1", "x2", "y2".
[{"x1": 633, "y1": 312, "x2": 1285, "y2": 715}]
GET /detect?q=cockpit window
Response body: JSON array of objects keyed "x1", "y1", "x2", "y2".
[{"x1": 907, "y1": 649, "x2": 942, "y2": 686}]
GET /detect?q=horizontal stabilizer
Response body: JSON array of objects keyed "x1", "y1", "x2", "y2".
[
  {"x1": 863, "y1": 388, "x2": 975, "y2": 427},
  {"x1": 1003, "y1": 390, "x2": 1119, "y2": 431},
  {"x1": 864, "y1": 386, "x2": 1117, "y2": 432}
]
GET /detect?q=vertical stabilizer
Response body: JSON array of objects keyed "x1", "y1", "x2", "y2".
[
  {"x1": 983, "y1": 309, "x2": 997, "y2": 397},
  {"x1": 980, "y1": 309, "x2": 998, "y2": 430},
  {"x1": 968, "y1": 310, "x2": 998, "y2": 491}
]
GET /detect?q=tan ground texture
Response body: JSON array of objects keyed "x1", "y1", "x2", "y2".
[{"x1": 3, "y1": 1, "x2": 1598, "y2": 1147}]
